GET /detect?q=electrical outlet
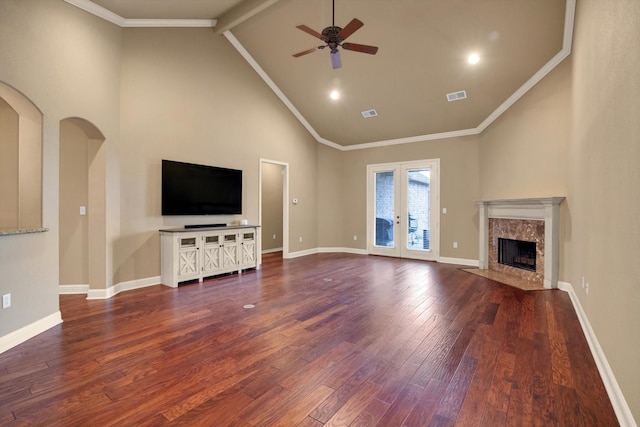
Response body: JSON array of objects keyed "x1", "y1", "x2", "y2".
[
  {"x1": 272, "y1": 234, "x2": 276, "y2": 240},
  {"x1": 453, "y1": 242, "x2": 458, "y2": 249},
  {"x1": 585, "y1": 282, "x2": 589, "y2": 295},
  {"x1": 2, "y1": 293, "x2": 10, "y2": 309},
  {"x1": 298, "y1": 237, "x2": 303, "y2": 242},
  {"x1": 353, "y1": 235, "x2": 358, "y2": 241}
]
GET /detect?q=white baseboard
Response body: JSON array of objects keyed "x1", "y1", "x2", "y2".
[
  {"x1": 317, "y1": 247, "x2": 368, "y2": 255},
  {"x1": 262, "y1": 247, "x2": 283, "y2": 254},
  {"x1": 439, "y1": 256, "x2": 479, "y2": 267},
  {"x1": 0, "y1": 311, "x2": 63, "y2": 354},
  {"x1": 287, "y1": 247, "x2": 369, "y2": 259},
  {"x1": 558, "y1": 281, "x2": 636, "y2": 427},
  {"x1": 86, "y1": 276, "x2": 161, "y2": 300},
  {"x1": 286, "y1": 248, "x2": 318, "y2": 259},
  {"x1": 59, "y1": 284, "x2": 90, "y2": 294},
  {"x1": 287, "y1": 249, "x2": 477, "y2": 263}
]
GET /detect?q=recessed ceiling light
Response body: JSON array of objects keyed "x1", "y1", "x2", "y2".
[
  {"x1": 468, "y1": 53, "x2": 480, "y2": 65},
  {"x1": 330, "y1": 90, "x2": 340, "y2": 100}
]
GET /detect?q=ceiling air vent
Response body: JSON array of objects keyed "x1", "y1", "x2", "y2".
[
  {"x1": 361, "y1": 109, "x2": 378, "y2": 118},
  {"x1": 446, "y1": 90, "x2": 467, "y2": 102}
]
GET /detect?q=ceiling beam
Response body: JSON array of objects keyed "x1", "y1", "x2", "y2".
[{"x1": 215, "y1": 0, "x2": 281, "y2": 34}]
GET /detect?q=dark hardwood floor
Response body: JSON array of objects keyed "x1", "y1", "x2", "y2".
[{"x1": 0, "y1": 252, "x2": 618, "y2": 426}]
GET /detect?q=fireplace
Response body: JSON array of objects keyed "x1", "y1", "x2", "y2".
[
  {"x1": 499, "y1": 238, "x2": 536, "y2": 272},
  {"x1": 489, "y1": 218, "x2": 544, "y2": 285},
  {"x1": 476, "y1": 197, "x2": 564, "y2": 289}
]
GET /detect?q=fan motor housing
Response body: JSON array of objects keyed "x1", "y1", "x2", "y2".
[{"x1": 322, "y1": 26, "x2": 343, "y2": 50}]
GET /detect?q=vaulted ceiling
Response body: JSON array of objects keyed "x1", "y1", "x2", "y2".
[{"x1": 67, "y1": 0, "x2": 573, "y2": 149}]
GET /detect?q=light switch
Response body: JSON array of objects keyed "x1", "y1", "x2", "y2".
[{"x1": 80, "y1": 206, "x2": 87, "y2": 215}]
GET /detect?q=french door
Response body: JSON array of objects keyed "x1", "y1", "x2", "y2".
[{"x1": 367, "y1": 159, "x2": 439, "y2": 261}]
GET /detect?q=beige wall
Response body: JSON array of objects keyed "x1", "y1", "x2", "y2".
[
  {"x1": 323, "y1": 135, "x2": 480, "y2": 260},
  {"x1": 261, "y1": 162, "x2": 284, "y2": 251},
  {"x1": 0, "y1": 98, "x2": 19, "y2": 228},
  {"x1": 18, "y1": 114, "x2": 43, "y2": 229},
  {"x1": 317, "y1": 144, "x2": 346, "y2": 247},
  {"x1": 570, "y1": 0, "x2": 640, "y2": 421},
  {"x1": 0, "y1": 0, "x2": 122, "y2": 336},
  {"x1": 115, "y1": 27, "x2": 319, "y2": 283}
]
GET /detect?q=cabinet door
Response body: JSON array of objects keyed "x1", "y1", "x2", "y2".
[
  {"x1": 222, "y1": 233, "x2": 239, "y2": 269},
  {"x1": 240, "y1": 230, "x2": 256, "y2": 268},
  {"x1": 202, "y1": 233, "x2": 222, "y2": 274},
  {"x1": 177, "y1": 236, "x2": 199, "y2": 279}
]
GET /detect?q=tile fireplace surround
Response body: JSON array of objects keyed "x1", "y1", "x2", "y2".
[{"x1": 476, "y1": 197, "x2": 565, "y2": 289}]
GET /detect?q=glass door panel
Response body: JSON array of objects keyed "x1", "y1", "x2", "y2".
[
  {"x1": 374, "y1": 171, "x2": 395, "y2": 248},
  {"x1": 405, "y1": 168, "x2": 430, "y2": 252}
]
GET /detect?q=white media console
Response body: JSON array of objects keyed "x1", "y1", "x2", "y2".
[{"x1": 160, "y1": 225, "x2": 259, "y2": 287}]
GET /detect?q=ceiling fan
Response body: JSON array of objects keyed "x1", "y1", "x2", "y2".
[{"x1": 292, "y1": 0, "x2": 379, "y2": 69}]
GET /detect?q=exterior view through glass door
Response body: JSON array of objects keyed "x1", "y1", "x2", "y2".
[{"x1": 367, "y1": 159, "x2": 439, "y2": 261}]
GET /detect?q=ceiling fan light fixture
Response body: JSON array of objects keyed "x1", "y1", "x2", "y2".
[
  {"x1": 331, "y1": 50, "x2": 342, "y2": 69},
  {"x1": 292, "y1": 0, "x2": 378, "y2": 69}
]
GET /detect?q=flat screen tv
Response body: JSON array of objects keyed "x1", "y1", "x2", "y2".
[{"x1": 162, "y1": 159, "x2": 242, "y2": 216}]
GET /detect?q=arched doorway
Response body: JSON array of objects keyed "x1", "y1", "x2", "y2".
[{"x1": 59, "y1": 118, "x2": 106, "y2": 294}]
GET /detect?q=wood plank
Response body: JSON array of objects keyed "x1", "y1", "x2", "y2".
[
  {"x1": 0, "y1": 253, "x2": 618, "y2": 426},
  {"x1": 322, "y1": 380, "x2": 380, "y2": 426}
]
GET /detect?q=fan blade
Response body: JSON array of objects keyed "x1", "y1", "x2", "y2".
[
  {"x1": 337, "y1": 18, "x2": 363, "y2": 40},
  {"x1": 293, "y1": 47, "x2": 320, "y2": 57},
  {"x1": 342, "y1": 42, "x2": 379, "y2": 55},
  {"x1": 331, "y1": 50, "x2": 342, "y2": 69},
  {"x1": 296, "y1": 25, "x2": 326, "y2": 41}
]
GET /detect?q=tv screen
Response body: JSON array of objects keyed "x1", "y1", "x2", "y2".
[{"x1": 162, "y1": 159, "x2": 242, "y2": 215}]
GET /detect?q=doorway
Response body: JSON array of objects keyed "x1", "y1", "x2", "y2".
[
  {"x1": 59, "y1": 118, "x2": 106, "y2": 293},
  {"x1": 367, "y1": 159, "x2": 440, "y2": 261},
  {"x1": 260, "y1": 159, "x2": 289, "y2": 259}
]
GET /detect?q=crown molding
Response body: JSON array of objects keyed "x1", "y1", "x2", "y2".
[
  {"x1": 120, "y1": 19, "x2": 217, "y2": 28},
  {"x1": 64, "y1": 0, "x2": 217, "y2": 28},
  {"x1": 340, "y1": 128, "x2": 480, "y2": 151}
]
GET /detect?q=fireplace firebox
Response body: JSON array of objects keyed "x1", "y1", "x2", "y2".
[{"x1": 498, "y1": 238, "x2": 536, "y2": 272}]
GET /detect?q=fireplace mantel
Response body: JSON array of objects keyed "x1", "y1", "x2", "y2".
[{"x1": 476, "y1": 197, "x2": 565, "y2": 289}]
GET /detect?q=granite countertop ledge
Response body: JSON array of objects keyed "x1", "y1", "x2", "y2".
[{"x1": 0, "y1": 227, "x2": 49, "y2": 236}]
